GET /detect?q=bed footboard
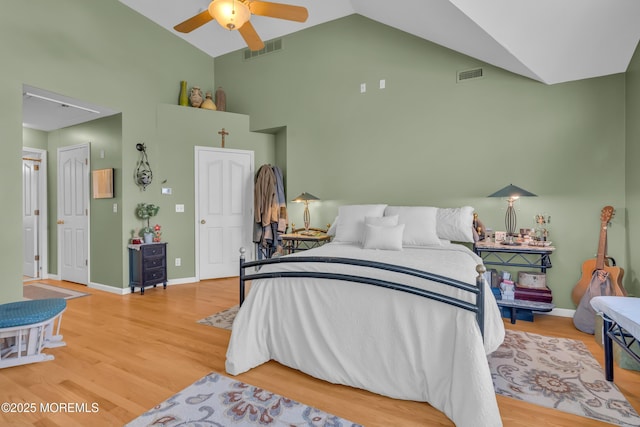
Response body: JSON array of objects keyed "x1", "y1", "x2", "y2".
[{"x1": 238, "y1": 247, "x2": 487, "y2": 339}]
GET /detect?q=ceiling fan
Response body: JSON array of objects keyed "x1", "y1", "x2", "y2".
[{"x1": 174, "y1": 0, "x2": 308, "y2": 52}]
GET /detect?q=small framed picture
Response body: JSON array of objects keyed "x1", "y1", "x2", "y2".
[
  {"x1": 92, "y1": 168, "x2": 114, "y2": 199},
  {"x1": 494, "y1": 231, "x2": 506, "y2": 242}
]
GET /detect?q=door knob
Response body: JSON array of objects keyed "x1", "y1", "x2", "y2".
[
  {"x1": 201, "y1": 219, "x2": 206, "y2": 224},
  {"x1": 57, "y1": 219, "x2": 64, "y2": 224}
]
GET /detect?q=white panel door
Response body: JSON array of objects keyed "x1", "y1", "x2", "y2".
[
  {"x1": 196, "y1": 147, "x2": 253, "y2": 279},
  {"x1": 58, "y1": 144, "x2": 89, "y2": 285},
  {"x1": 22, "y1": 159, "x2": 39, "y2": 278}
]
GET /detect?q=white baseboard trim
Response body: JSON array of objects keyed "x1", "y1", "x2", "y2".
[
  {"x1": 543, "y1": 307, "x2": 575, "y2": 318},
  {"x1": 88, "y1": 277, "x2": 198, "y2": 295},
  {"x1": 89, "y1": 282, "x2": 128, "y2": 295}
]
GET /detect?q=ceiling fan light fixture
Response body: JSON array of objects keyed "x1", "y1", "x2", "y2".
[{"x1": 209, "y1": 0, "x2": 251, "y2": 30}]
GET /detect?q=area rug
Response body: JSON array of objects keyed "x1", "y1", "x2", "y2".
[
  {"x1": 489, "y1": 330, "x2": 640, "y2": 426},
  {"x1": 125, "y1": 372, "x2": 362, "y2": 427},
  {"x1": 23, "y1": 283, "x2": 89, "y2": 300},
  {"x1": 197, "y1": 305, "x2": 238, "y2": 330}
]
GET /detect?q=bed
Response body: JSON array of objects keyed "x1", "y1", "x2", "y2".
[
  {"x1": 590, "y1": 296, "x2": 640, "y2": 381},
  {"x1": 225, "y1": 205, "x2": 505, "y2": 427}
]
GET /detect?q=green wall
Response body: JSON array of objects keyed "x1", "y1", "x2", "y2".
[
  {"x1": 626, "y1": 43, "x2": 640, "y2": 296},
  {"x1": 5, "y1": 6, "x2": 639, "y2": 311},
  {"x1": 1, "y1": 0, "x2": 217, "y2": 302},
  {"x1": 215, "y1": 15, "x2": 629, "y2": 309},
  {"x1": 154, "y1": 105, "x2": 275, "y2": 279}
]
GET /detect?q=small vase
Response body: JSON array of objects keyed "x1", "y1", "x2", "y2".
[
  {"x1": 178, "y1": 81, "x2": 188, "y2": 106},
  {"x1": 144, "y1": 232, "x2": 154, "y2": 244},
  {"x1": 215, "y1": 86, "x2": 226, "y2": 111},
  {"x1": 201, "y1": 91, "x2": 217, "y2": 110},
  {"x1": 189, "y1": 86, "x2": 204, "y2": 108}
]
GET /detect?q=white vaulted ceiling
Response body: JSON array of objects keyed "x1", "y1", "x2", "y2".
[{"x1": 120, "y1": 0, "x2": 640, "y2": 85}]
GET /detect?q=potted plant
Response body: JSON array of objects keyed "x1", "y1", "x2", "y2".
[{"x1": 136, "y1": 203, "x2": 160, "y2": 243}]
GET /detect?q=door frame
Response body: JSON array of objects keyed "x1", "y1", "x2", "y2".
[
  {"x1": 22, "y1": 147, "x2": 48, "y2": 280},
  {"x1": 194, "y1": 146, "x2": 254, "y2": 281},
  {"x1": 57, "y1": 142, "x2": 90, "y2": 284}
]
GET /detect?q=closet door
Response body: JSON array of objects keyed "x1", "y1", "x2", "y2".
[{"x1": 195, "y1": 147, "x2": 254, "y2": 279}]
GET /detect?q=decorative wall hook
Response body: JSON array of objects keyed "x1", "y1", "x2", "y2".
[{"x1": 135, "y1": 143, "x2": 153, "y2": 191}]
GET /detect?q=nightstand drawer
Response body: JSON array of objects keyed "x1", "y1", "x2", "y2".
[
  {"x1": 142, "y1": 244, "x2": 165, "y2": 257},
  {"x1": 143, "y1": 268, "x2": 166, "y2": 283},
  {"x1": 143, "y1": 257, "x2": 165, "y2": 270}
]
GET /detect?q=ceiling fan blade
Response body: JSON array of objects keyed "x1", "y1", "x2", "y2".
[
  {"x1": 238, "y1": 21, "x2": 265, "y2": 51},
  {"x1": 174, "y1": 10, "x2": 214, "y2": 33},
  {"x1": 248, "y1": 1, "x2": 309, "y2": 22}
]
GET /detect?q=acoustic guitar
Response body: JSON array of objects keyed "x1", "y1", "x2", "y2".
[{"x1": 571, "y1": 206, "x2": 626, "y2": 306}]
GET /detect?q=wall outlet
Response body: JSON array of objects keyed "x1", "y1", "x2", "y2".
[
  {"x1": 175, "y1": 204, "x2": 184, "y2": 213},
  {"x1": 175, "y1": 258, "x2": 181, "y2": 267},
  {"x1": 360, "y1": 83, "x2": 366, "y2": 93}
]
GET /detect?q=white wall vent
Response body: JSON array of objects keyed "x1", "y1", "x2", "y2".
[
  {"x1": 243, "y1": 39, "x2": 283, "y2": 60},
  {"x1": 457, "y1": 68, "x2": 484, "y2": 82}
]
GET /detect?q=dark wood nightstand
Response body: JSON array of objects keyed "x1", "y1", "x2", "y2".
[{"x1": 128, "y1": 242, "x2": 167, "y2": 295}]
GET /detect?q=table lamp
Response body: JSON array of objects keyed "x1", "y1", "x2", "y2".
[
  {"x1": 488, "y1": 184, "x2": 536, "y2": 245},
  {"x1": 292, "y1": 192, "x2": 319, "y2": 235}
]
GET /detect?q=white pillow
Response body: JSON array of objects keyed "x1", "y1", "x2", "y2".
[
  {"x1": 327, "y1": 216, "x2": 338, "y2": 237},
  {"x1": 363, "y1": 224, "x2": 404, "y2": 251},
  {"x1": 436, "y1": 206, "x2": 475, "y2": 243},
  {"x1": 365, "y1": 215, "x2": 399, "y2": 227},
  {"x1": 333, "y1": 204, "x2": 388, "y2": 243},
  {"x1": 384, "y1": 206, "x2": 442, "y2": 246}
]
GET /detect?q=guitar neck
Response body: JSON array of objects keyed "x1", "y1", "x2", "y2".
[{"x1": 595, "y1": 221, "x2": 608, "y2": 270}]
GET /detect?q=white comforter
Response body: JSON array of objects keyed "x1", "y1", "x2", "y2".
[{"x1": 226, "y1": 242, "x2": 505, "y2": 427}]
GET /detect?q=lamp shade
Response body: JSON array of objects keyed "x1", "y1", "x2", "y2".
[
  {"x1": 488, "y1": 184, "x2": 536, "y2": 199},
  {"x1": 292, "y1": 192, "x2": 320, "y2": 203},
  {"x1": 209, "y1": 0, "x2": 251, "y2": 30}
]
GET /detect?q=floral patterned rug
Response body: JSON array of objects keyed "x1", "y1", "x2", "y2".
[
  {"x1": 489, "y1": 330, "x2": 640, "y2": 426},
  {"x1": 197, "y1": 305, "x2": 238, "y2": 330},
  {"x1": 124, "y1": 372, "x2": 362, "y2": 427}
]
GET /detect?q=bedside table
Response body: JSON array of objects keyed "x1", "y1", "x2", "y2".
[
  {"x1": 128, "y1": 242, "x2": 167, "y2": 295},
  {"x1": 473, "y1": 240, "x2": 555, "y2": 273},
  {"x1": 281, "y1": 232, "x2": 331, "y2": 254},
  {"x1": 475, "y1": 240, "x2": 556, "y2": 322}
]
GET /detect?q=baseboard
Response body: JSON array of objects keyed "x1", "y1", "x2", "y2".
[
  {"x1": 543, "y1": 307, "x2": 575, "y2": 318},
  {"x1": 89, "y1": 282, "x2": 129, "y2": 295},
  {"x1": 88, "y1": 277, "x2": 198, "y2": 295}
]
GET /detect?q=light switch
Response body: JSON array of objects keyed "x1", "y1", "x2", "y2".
[{"x1": 360, "y1": 83, "x2": 366, "y2": 93}]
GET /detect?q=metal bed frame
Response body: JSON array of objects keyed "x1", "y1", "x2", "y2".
[
  {"x1": 238, "y1": 247, "x2": 487, "y2": 339},
  {"x1": 600, "y1": 313, "x2": 640, "y2": 381}
]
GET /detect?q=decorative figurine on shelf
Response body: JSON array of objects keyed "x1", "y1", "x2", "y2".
[
  {"x1": 153, "y1": 224, "x2": 162, "y2": 242},
  {"x1": 534, "y1": 213, "x2": 551, "y2": 241},
  {"x1": 189, "y1": 86, "x2": 204, "y2": 108},
  {"x1": 178, "y1": 80, "x2": 188, "y2": 106},
  {"x1": 215, "y1": 86, "x2": 227, "y2": 111},
  {"x1": 201, "y1": 91, "x2": 217, "y2": 110}
]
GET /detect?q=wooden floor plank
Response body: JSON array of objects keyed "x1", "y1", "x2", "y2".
[{"x1": 0, "y1": 278, "x2": 637, "y2": 426}]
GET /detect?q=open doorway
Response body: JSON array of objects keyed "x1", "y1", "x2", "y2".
[
  {"x1": 22, "y1": 148, "x2": 47, "y2": 281},
  {"x1": 22, "y1": 84, "x2": 119, "y2": 285}
]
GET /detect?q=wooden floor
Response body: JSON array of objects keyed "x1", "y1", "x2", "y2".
[{"x1": 1, "y1": 279, "x2": 639, "y2": 427}]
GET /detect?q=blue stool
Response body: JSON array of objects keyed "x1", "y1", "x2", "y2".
[{"x1": 0, "y1": 298, "x2": 66, "y2": 368}]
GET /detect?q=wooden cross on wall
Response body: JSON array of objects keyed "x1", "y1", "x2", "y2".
[{"x1": 218, "y1": 128, "x2": 229, "y2": 148}]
